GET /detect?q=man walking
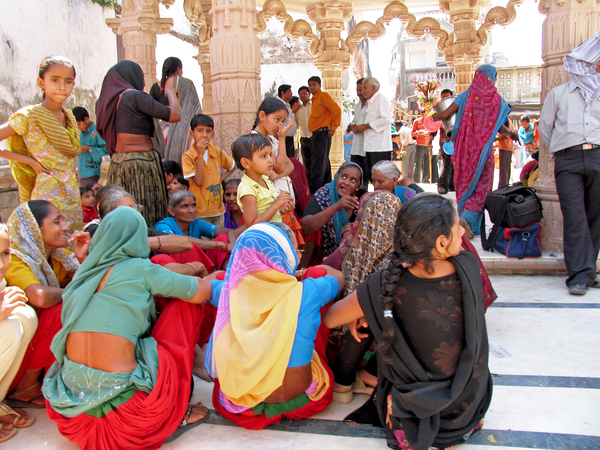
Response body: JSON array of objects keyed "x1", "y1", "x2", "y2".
[
  {"x1": 308, "y1": 76, "x2": 341, "y2": 193},
  {"x1": 539, "y1": 30, "x2": 600, "y2": 296},
  {"x1": 347, "y1": 78, "x2": 368, "y2": 177},
  {"x1": 352, "y1": 77, "x2": 392, "y2": 182},
  {"x1": 296, "y1": 86, "x2": 312, "y2": 171}
]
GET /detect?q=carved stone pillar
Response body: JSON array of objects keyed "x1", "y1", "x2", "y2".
[
  {"x1": 209, "y1": 0, "x2": 261, "y2": 153},
  {"x1": 535, "y1": 0, "x2": 600, "y2": 253},
  {"x1": 184, "y1": 0, "x2": 213, "y2": 115},
  {"x1": 307, "y1": 1, "x2": 353, "y2": 174},
  {"x1": 106, "y1": 0, "x2": 173, "y2": 91}
]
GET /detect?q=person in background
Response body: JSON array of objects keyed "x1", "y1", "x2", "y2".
[
  {"x1": 437, "y1": 89, "x2": 455, "y2": 194},
  {"x1": 352, "y1": 77, "x2": 393, "y2": 184},
  {"x1": 412, "y1": 110, "x2": 432, "y2": 183},
  {"x1": 277, "y1": 84, "x2": 297, "y2": 159},
  {"x1": 398, "y1": 120, "x2": 415, "y2": 179},
  {"x1": 347, "y1": 79, "x2": 368, "y2": 178},
  {"x1": 163, "y1": 160, "x2": 183, "y2": 192},
  {"x1": 181, "y1": 114, "x2": 236, "y2": 227},
  {"x1": 168, "y1": 173, "x2": 190, "y2": 194},
  {"x1": 308, "y1": 76, "x2": 342, "y2": 193},
  {"x1": 72, "y1": 107, "x2": 107, "y2": 187},
  {"x1": 539, "y1": 29, "x2": 600, "y2": 296},
  {"x1": 223, "y1": 179, "x2": 243, "y2": 230},
  {"x1": 496, "y1": 119, "x2": 515, "y2": 188},
  {"x1": 80, "y1": 186, "x2": 98, "y2": 224},
  {"x1": 289, "y1": 96, "x2": 301, "y2": 158},
  {"x1": 296, "y1": 86, "x2": 312, "y2": 172}
]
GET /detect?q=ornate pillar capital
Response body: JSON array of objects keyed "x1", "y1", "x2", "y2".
[{"x1": 105, "y1": 0, "x2": 173, "y2": 89}]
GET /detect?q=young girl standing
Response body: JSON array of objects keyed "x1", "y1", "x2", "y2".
[
  {"x1": 252, "y1": 98, "x2": 304, "y2": 245},
  {"x1": 0, "y1": 56, "x2": 82, "y2": 233}
]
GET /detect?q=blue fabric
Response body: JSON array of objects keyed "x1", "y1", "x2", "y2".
[
  {"x1": 155, "y1": 216, "x2": 218, "y2": 239},
  {"x1": 392, "y1": 186, "x2": 416, "y2": 204},
  {"x1": 78, "y1": 123, "x2": 107, "y2": 179},
  {"x1": 518, "y1": 123, "x2": 534, "y2": 144},
  {"x1": 208, "y1": 275, "x2": 338, "y2": 368}
]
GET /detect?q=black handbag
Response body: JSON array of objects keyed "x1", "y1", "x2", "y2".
[{"x1": 481, "y1": 184, "x2": 543, "y2": 251}]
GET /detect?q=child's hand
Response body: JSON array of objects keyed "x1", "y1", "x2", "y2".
[
  {"x1": 30, "y1": 160, "x2": 51, "y2": 176},
  {"x1": 0, "y1": 286, "x2": 28, "y2": 322},
  {"x1": 279, "y1": 201, "x2": 294, "y2": 215},
  {"x1": 279, "y1": 119, "x2": 293, "y2": 140},
  {"x1": 274, "y1": 192, "x2": 292, "y2": 209}
]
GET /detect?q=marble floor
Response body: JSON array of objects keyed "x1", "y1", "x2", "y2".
[{"x1": 10, "y1": 273, "x2": 600, "y2": 450}]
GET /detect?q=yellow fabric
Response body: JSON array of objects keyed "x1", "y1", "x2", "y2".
[
  {"x1": 237, "y1": 174, "x2": 282, "y2": 222},
  {"x1": 5, "y1": 253, "x2": 74, "y2": 292},
  {"x1": 7, "y1": 105, "x2": 82, "y2": 233},
  {"x1": 215, "y1": 269, "x2": 303, "y2": 408},
  {"x1": 306, "y1": 350, "x2": 330, "y2": 402},
  {"x1": 182, "y1": 143, "x2": 234, "y2": 218}
]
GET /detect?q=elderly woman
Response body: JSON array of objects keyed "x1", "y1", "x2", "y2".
[
  {"x1": 301, "y1": 162, "x2": 364, "y2": 264},
  {"x1": 371, "y1": 160, "x2": 417, "y2": 204},
  {"x1": 432, "y1": 64, "x2": 518, "y2": 235},
  {"x1": 43, "y1": 206, "x2": 213, "y2": 449},
  {"x1": 155, "y1": 190, "x2": 238, "y2": 270},
  {"x1": 205, "y1": 223, "x2": 344, "y2": 429},
  {"x1": 4, "y1": 201, "x2": 89, "y2": 408},
  {"x1": 96, "y1": 60, "x2": 181, "y2": 227}
]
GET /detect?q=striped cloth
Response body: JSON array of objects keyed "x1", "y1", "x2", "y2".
[{"x1": 564, "y1": 29, "x2": 600, "y2": 98}]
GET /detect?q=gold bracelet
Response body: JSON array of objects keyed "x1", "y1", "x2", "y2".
[{"x1": 185, "y1": 262, "x2": 197, "y2": 273}]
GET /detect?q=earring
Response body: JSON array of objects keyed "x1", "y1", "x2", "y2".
[{"x1": 439, "y1": 249, "x2": 446, "y2": 259}]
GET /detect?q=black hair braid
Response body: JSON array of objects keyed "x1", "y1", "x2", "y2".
[
  {"x1": 376, "y1": 252, "x2": 404, "y2": 359},
  {"x1": 160, "y1": 57, "x2": 182, "y2": 89}
]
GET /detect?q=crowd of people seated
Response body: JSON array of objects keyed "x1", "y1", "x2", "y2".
[{"x1": 0, "y1": 56, "x2": 498, "y2": 450}]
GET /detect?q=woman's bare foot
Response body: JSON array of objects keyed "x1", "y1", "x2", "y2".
[
  {"x1": 0, "y1": 407, "x2": 34, "y2": 428},
  {"x1": 9, "y1": 383, "x2": 45, "y2": 406},
  {"x1": 358, "y1": 369, "x2": 378, "y2": 388},
  {"x1": 181, "y1": 402, "x2": 208, "y2": 427},
  {"x1": 0, "y1": 424, "x2": 16, "y2": 443}
]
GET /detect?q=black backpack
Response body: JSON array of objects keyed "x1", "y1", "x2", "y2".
[{"x1": 480, "y1": 184, "x2": 543, "y2": 251}]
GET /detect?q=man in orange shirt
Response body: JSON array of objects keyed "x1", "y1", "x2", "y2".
[{"x1": 307, "y1": 76, "x2": 342, "y2": 193}]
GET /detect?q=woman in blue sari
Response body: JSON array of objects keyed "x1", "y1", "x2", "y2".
[{"x1": 433, "y1": 65, "x2": 518, "y2": 234}]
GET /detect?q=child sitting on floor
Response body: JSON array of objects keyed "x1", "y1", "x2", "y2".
[
  {"x1": 169, "y1": 173, "x2": 190, "y2": 194},
  {"x1": 79, "y1": 186, "x2": 98, "y2": 224},
  {"x1": 232, "y1": 133, "x2": 293, "y2": 226}
]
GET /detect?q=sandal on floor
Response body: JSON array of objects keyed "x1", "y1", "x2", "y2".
[
  {"x1": 0, "y1": 403, "x2": 35, "y2": 428},
  {"x1": 7, "y1": 383, "x2": 46, "y2": 410},
  {"x1": 0, "y1": 424, "x2": 16, "y2": 444},
  {"x1": 332, "y1": 383, "x2": 353, "y2": 404},
  {"x1": 164, "y1": 404, "x2": 210, "y2": 444},
  {"x1": 352, "y1": 373, "x2": 374, "y2": 396}
]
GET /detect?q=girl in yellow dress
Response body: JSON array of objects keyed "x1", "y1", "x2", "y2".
[{"x1": 0, "y1": 55, "x2": 82, "y2": 233}]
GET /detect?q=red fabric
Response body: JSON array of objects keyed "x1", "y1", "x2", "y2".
[
  {"x1": 282, "y1": 211, "x2": 305, "y2": 248},
  {"x1": 47, "y1": 300, "x2": 203, "y2": 450},
  {"x1": 205, "y1": 234, "x2": 229, "y2": 270},
  {"x1": 82, "y1": 206, "x2": 99, "y2": 224},
  {"x1": 211, "y1": 283, "x2": 334, "y2": 430},
  {"x1": 460, "y1": 236, "x2": 497, "y2": 310},
  {"x1": 10, "y1": 303, "x2": 62, "y2": 392},
  {"x1": 304, "y1": 229, "x2": 324, "y2": 266},
  {"x1": 453, "y1": 71, "x2": 502, "y2": 216},
  {"x1": 150, "y1": 246, "x2": 217, "y2": 346},
  {"x1": 411, "y1": 117, "x2": 430, "y2": 146},
  {"x1": 289, "y1": 157, "x2": 311, "y2": 215}
]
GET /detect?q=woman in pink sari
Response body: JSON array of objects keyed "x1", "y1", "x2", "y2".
[{"x1": 433, "y1": 65, "x2": 518, "y2": 235}]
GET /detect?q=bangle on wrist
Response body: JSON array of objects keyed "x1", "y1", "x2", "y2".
[
  {"x1": 324, "y1": 207, "x2": 333, "y2": 220},
  {"x1": 156, "y1": 236, "x2": 162, "y2": 252},
  {"x1": 185, "y1": 262, "x2": 197, "y2": 274}
]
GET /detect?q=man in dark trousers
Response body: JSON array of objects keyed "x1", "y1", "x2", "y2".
[
  {"x1": 539, "y1": 30, "x2": 600, "y2": 296},
  {"x1": 307, "y1": 76, "x2": 341, "y2": 193}
]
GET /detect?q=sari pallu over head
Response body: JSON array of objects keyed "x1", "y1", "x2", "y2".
[
  {"x1": 96, "y1": 61, "x2": 145, "y2": 156},
  {"x1": 7, "y1": 202, "x2": 79, "y2": 288},
  {"x1": 205, "y1": 223, "x2": 303, "y2": 408},
  {"x1": 50, "y1": 206, "x2": 151, "y2": 363},
  {"x1": 339, "y1": 191, "x2": 402, "y2": 297},
  {"x1": 452, "y1": 65, "x2": 511, "y2": 233},
  {"x1": 313, "y1": 162, "x2": 364, "y2": 257}
]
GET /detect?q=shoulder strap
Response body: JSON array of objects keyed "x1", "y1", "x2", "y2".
[{"x1": 481, "y1": 200, "x2": 507, "y2": 251}]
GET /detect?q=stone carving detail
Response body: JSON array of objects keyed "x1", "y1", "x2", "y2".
[
  {"x1": 476, "y1": 0, "x2": 525, "y2": 47},
  {"x1": 255, "y1": 0, "x2": 323, "y2": 58},
  {"x1": 222, "y1": 81, "x2": 237, "y2": 107}
]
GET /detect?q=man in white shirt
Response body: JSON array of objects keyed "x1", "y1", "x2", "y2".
[
  {"x1": 347, "y1": 78, "x2": 368, "y2": 178},
  {"x1": 278, "y1": 84, "x2": 296, "y2": 158},
  {"x1": 352, "y1": 77, "x2": 392, "y2": 182},
  {"x1": 539, "y1": 30, "x2": 600, "y2": 296},
  {"x1": 296, "y1": 86, "x2": 312, "y2": 172}
]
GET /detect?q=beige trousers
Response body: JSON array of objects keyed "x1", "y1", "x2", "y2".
[{"x1": 0, "y1": 305, "x2": 38, "y2": 400}]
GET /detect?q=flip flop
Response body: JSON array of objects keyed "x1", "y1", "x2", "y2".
[
  {"x1": 164, "y1": 404, "x2": 210, "y2": 444},
  {"x1": 0, "y1": 424, "x2": 16, "y2": 444},
  {"x1": 0, "y1": 402, "x2": 35, "y2": 428},
  {"x1": 7, "y1": 383, "x2": 46, "y2": 410}
]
